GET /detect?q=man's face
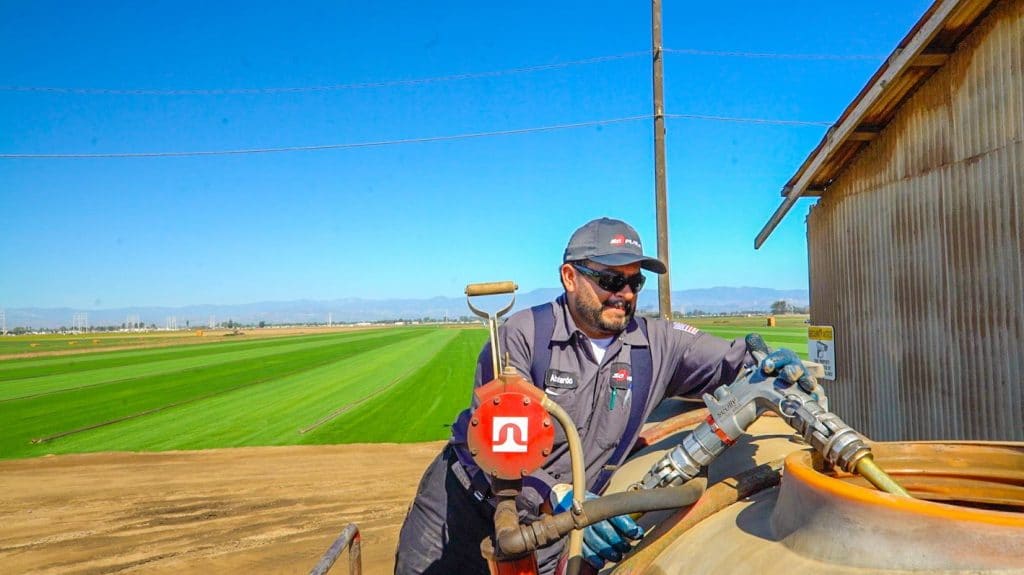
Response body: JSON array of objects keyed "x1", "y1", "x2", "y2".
[{"x1": 562, "y1": 260, "x2": 642, "y2": 338}]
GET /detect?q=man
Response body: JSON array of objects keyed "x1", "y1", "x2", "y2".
[{"x1": 395, "y1": 217, "x2": 808, "y2": 574}]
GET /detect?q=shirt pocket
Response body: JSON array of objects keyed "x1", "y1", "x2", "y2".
[
  {"x1": 595, "y1": 384, "x2": 631, "y2": 450},
  {"x1": 543, "y1": 385, "x2": 583, "y2": 447}
]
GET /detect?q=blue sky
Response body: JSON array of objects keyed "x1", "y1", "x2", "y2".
[{"x1": 0, "y1": 1, "x2": 933, "y2": 309}]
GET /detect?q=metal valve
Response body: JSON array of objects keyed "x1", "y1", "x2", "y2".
[{"x1": 638, "y1": 344, "x2": 872, "y2": 491}]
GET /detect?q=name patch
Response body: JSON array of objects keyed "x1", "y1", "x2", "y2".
[{"x1": 545, "y1": 369, "x2": 578, "y2": 389}]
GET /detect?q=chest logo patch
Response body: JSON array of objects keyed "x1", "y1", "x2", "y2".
[{"x1": 609, "y1": 363, "x2": 632, "y2": 390}]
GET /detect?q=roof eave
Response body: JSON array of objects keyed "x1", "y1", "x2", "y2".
[{"x1": 754, "y1": 0, "x2": 993, "y2": 249}]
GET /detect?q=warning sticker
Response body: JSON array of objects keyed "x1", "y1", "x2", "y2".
[
  {"x1": 808, "y1": 326, "x2": 833, "y2": 340},
  {"x1": 808, "y1": 325, "x2": 835, "y2": 380}
]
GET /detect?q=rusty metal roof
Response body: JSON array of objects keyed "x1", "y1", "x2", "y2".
[{"x1": 754, "y1": 0, "x2": 999, "y2": 248}]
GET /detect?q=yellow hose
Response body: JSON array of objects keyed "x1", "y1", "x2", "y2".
[{"x1": 855, "y1": 454, "x2": 911, "y2": 497}]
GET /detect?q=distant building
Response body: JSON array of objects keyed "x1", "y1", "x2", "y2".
[{"x1": 757, "y1": 0, "x2": 1023, "y2": 440}]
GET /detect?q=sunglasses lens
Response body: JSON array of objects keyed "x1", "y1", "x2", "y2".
[
  {"x1": 609, "y1": 273, "x2": 644, "y2": 292},
  {"x1": 573, "y1": 264, "x2": 644, "y2": 293},
  {"x1": 598, "y1": 274, "x2": 626, "y2": 292},
  {"x1": 630, "y1": 274, "x2": 646, "y2": 291}
]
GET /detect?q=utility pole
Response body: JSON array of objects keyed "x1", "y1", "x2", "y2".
[
  {"x1": 72, "y1": 312, "x2": 88, "y2": 332},
  {"x1": 652, "y1": 0, "x2": 672, "y2": 319}
]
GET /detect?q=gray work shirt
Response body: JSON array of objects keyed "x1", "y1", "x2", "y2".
[{"x1": 450, "y1": 294, "x2": 753, "y2": 515}]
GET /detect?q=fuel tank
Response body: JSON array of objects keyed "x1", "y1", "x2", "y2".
[{"x1": 605, "y1": 400, "x2": 1024, "y2": 574}]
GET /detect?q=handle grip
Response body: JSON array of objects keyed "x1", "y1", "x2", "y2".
[{"x1": 465, "y1": 281, "x2": 518, "y2": 296}]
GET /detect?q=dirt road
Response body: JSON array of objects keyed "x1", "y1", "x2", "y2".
[{"x1": 0, "y1": 442, "x2": 444, "y2": 574}]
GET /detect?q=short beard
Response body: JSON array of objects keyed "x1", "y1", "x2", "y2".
[{"x1": 576, "y1": 292, "x2": 635, "y2": 335}]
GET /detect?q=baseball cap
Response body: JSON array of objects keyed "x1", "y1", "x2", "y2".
[{"x1": 563, "y1": 217, "x2": 667, "y2": 274}]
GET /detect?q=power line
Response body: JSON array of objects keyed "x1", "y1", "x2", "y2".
[
  {"x1": 0, "y1": 113, "x2": 832, "y2": 159},
  {"x1": 0, "y1": 52, "x2": 650, "y2": 96},
  {"x1": 663, "y1": 48, "x2": 885, "y2": 60},
  {"x1": 665, "y1": 113, "x2": 831, "y2": 126},
  {"x1": 0, "y1": 115, "x2": 651, "y2": 158},
  {"x1": 0, "y1": 47, "x2": 882, "y2": 96}
]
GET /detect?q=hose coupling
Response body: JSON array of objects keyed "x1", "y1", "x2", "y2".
[
  {"x1": 638, "y1": 423, "x2": 723, "y2": 490},
  {"x1": 784, "y1": 398, "x2": 871, "y2": 473}
]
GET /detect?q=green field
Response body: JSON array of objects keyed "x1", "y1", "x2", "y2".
[
  {"x1": 681, "y1": 314, "x2": 811, "y2": 356},
  {"x1": 0, "y1": 327, "x2": 487, "y2": 460},
  {"x1": 0, "y1": 316, "x2": 808, "y2": 460}
]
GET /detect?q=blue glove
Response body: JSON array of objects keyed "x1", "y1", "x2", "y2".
[
  {"x1": 746, "y1": 333, "x2": 818, "y2": 394},
  {"x1": 551, "y1": 484, "x2": 644, "y2": 569}
]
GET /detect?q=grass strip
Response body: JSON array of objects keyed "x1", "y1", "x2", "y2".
[
  {"x1": 0, "y1": 328, "x2": 431, "y2": 458},
  {"x1": 27, "y1": 333, "x2": 405, "y2": 444},
  {"x1": 0, "y1": 330, "x2": 380, "y2": 382},
  {"x1": 304, "y1": 329, "x2": 486, "y2": 444},
  {"x1": 297, "y1": 361, "x2": 424, "y2": 434},
  {"x1": 32, "y1": 379, "x2": 261, "y2": 444},
  {"x1": 26, "y1": 328, "x2": 464, "y2": 456},
  {"x1": 697, "y1": 327, "x2": 809, "y2": 358},
  {"x1": 0, "y1": 330, "x2": 404, "y2": 402}
]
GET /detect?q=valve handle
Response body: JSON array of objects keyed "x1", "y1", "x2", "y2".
[{"x1": 465, "y1": 280, "x2": 518, "y2": 379}]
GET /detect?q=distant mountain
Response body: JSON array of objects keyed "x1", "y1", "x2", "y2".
[
  {"x1": 656, "y1": 286, "x2": 810, "y2": 315},
  {"x1": 3, "y1": 287, "x2": 808, "y2": 330}
]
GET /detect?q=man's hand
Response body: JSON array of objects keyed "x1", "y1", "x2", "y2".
[
  {"x1": 746, "y1": 333, "x2": 819, "y2": 394},
  {"x1": 551, "y1": 484, "x2": 644, "y2": 569}
]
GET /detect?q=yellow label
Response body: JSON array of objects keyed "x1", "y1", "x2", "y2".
[{"x1": 808, "y1": 325, "x2": 834, "y2": 340}]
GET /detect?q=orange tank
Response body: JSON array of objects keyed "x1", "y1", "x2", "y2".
[{"x1": 604, "y1": 400, "x2": 1024, "y2": 574}]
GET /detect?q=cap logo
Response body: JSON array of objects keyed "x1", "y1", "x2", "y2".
[{"x1": 610, "y1": 234, "x2": 641, "y2": 249}]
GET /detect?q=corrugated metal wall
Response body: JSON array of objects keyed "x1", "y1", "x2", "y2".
[{"x1": 807, "y1": 0, "x2": 1024, "y2": 440}]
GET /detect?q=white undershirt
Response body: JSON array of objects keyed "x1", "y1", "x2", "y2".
[{"x1": 588, "y1": 335, "x2": 615, "y2": 363}]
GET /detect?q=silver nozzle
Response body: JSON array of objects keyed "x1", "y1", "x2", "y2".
[
  {"x1": 639, "y1": 423, "x2": 727, "y2": 490},
  {"x1": 785, "y1": 399, "x2": 870, "y2": 472}
]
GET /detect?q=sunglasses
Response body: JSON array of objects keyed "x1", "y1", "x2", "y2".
[{"x1": 572, "y1": 263, "x2": 646, "y2": 293}]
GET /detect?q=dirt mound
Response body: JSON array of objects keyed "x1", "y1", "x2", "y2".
[{"x1": 0, "y1": 442, "x2": 444, "y2": 574}]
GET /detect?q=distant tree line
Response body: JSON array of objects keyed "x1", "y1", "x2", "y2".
[
  {"x1": 635, "y1": 302, "x2": 810, "y2": 320},
  {"x1": 769, "y1": 300, "x2": 809, "y2": 315},
  {"x1": 2, "y1": 316, "x2": 490, "y2": 335}
]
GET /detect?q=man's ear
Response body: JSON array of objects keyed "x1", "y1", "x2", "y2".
[{"x1": 561, "y1": 263, "x2": 577, "y2": 293}]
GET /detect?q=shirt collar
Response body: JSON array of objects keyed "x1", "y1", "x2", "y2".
[{"x1": 551, "y1": 294, "x2": 574, "y2": 343}]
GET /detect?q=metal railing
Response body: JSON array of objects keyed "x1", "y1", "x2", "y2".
[{"x1": 309, "y1": 523, "x2": 361, "y2": 575}]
